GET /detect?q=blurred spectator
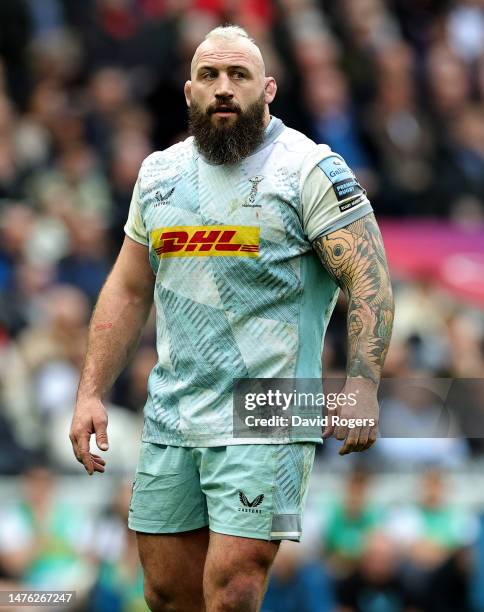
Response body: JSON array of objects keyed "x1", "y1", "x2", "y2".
[
  {"x1": 85, "y1": 67, "x2": 133, "y2": 161},
  {"x1": 390, "y1": 281, "x2": 454, "y2": 374},
  {"x1": 112, "y1": 345, "x2": 157, "y2": 413},
  {"x1": 109, "y1": 127, "x2": 152, "y2": 243},
  {"x1": 262, "y1": 541, "x2": 335, "y2": 612},
  {"x1": 13, "y1": 284, "x2": 88, "y2": 378},
  {"x1": 1, "y1": 285, "x2": 88, "y2": 452},
  {"x1": 0, "y1": 0, "x2": 32, "y2": 108},
  {"x1": 440, "y1": 104, "x2": 484, "y2": 207},
  {"x1": 390, "y1": 0, "x2": 450, "y2": 56},
  {"x1": 0, "y1": 204, "x2": 36, "y2": 294},
  {"x1": 56, "y1": 212, "x2": 112, "y2": 305},
  {"x1": 386, "y1": 469, "x2": 479, "y2": 560},
  {"x1": 376, "y1": 380, "x2": 470, "y2": 468},
  {"x1": 322, "y1": 469, "x2": 382, "y2": 573},
  {"x1": 423, "y1": 547, "x2": 475, "y2": 612},
  {"x1": 334, "y1": 531, "x2": 417, "y2": 612},
  {"x1": 0, "y1": 409, "x2": 26, "y2": 475},
  {"x1": 446, "y1": 309, "x2": 484, "y2": 377},
  {"x1": 0, "y1": 464, "x2": 95, "y2": 594},
  {"x1": 30, "y1": 142, "x2": 112, "y2": 224},
  {"x1": 447, "y1": 0, "x2": 484, "y2": 63},
  {"x1": 303, "y1": 67, "x2": 373, "y2": 179},
  {"x1": 364, "y1": 42, "x2": 436, "y2": 214},
  {"x1": 86, "y1": 481, "x2": 146, "y2": 611},
  {"x1": 385, "y1": 469, "x2": 478, "y2": 610}
]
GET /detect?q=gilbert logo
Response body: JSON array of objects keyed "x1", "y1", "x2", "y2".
[
  {"x1": 244, "y1": 175, "x2": 264, "y2": 207},
  {"x1": 154, "y1": 187, "x2": 175, "y2": 206},
  {"x1": 329, "y1": 167, "x2": 348, "y2": 178},
  {"x1": 238, "y1": 491, "x2": 264, "y2": 514},
  {"x1": 151, "y1": 225, "x2": 259, "y2": 258}
]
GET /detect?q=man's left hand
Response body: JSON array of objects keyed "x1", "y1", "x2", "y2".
[{"x1": 322, "y1": 378, "x2": 379, "y2": 455}]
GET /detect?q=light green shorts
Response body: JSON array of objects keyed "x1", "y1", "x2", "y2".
[{"x1": 128, "y1": 442, "x2": 315, "y2": 541}]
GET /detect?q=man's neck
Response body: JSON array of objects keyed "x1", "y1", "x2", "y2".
[{"x1": 263, "y1": 109, "x2": 271, "y2": 128}]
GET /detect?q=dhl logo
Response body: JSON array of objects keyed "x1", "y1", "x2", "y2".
[{"x1": 151, "y1": 225, "x2": 260, "y2": 258}]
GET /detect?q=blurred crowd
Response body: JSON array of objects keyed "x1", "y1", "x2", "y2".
[
  {"x1": 0, "y1": 465, "x2": 483, "y2": 611},
  {"x1": 0, "y1": 1, "x2": 483, "y2": 609},
  {"x1": 265, "y1": 467, "x2": 482, "y2": 612},
  {"x1": 0, "y1": 0, "x2": 482, "y2": 471},
  {"x1": 0, "y1": 467, "x2": 146, "y2": 610}
]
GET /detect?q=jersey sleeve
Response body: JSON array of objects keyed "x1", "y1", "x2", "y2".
[
  {"x1": 124, "y1": 177, "x2": 148, "y2": 246},
  {"x1": 301, "y1": 153, "x2": 373, "y2": 241}
]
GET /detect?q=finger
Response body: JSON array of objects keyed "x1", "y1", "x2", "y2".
[
  {"x1": 80, "y1": 451, "x2": 94, "y2": 475},
  {"x1": 92, "y1": 461, "x2": 105, "y2": 473},
  {"x1": 322, "y1": 422, "x2": 335, "y2": 439},
  {"x1": 78, "y1": 434, "x2": 94, "y2": 474},
  {"x1": 334, "y1": 422, "x2": 347, "y2": 441},
  {"x1": 94, "y1": 420, "x2": 109, "y2": 451},
  {"x1": 363, "y1": 428, "x2": 378, "y2": 451},
  {"x1": 355, "y1": 428, "x2": 377, "y2": 453},
  {"x1": 80, "y1": 455, "x2": 105, "y2": 474},
  {"x1": 356, "y1": 426, "x2": 371, "y2": 451},
  {"x1": 91, "y1": 454, "x2": 106, "y2": 465},
  {"x1": 322, "y1": 409, "x2": 337, "y2": 439},
  {"x1": 362, "y1": 438, "x2": 376, "y2": 452},
  {"x1": 69, "y1": 431, "x2": 79, "y2": 459},
  {"x1": 71, "y1": 429, "x2": 88, "y2": 458},
  {"x1": 88, "y1": 453, "x2": 106, "y2": 473},
  {"x1": 339, "y1": 428, "x2": 359, "y2": 455}
]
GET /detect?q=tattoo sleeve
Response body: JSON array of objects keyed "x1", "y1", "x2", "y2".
[{"x1": 312, "y1": 213, "x2": 394, "y2": 385}]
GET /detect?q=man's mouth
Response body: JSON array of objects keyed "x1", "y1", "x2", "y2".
[{"x1": 209, "y1": 106, "x2": 239, "y2": 116}]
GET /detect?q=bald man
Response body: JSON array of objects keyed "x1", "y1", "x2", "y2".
[{"x1": 70, "y1": 25, "x2": 393, "y2": 611}]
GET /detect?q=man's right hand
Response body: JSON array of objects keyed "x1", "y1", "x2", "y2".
[{"x1": 69, "y1": 397, "x2": 109, "y2": 475}]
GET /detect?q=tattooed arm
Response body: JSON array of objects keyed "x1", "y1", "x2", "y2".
[
  {"x1": 313, "y1": 212, "x2": 394, "y2": 384},
  {"x1": 313, "y1": 212, "x2": 394, "y2": 453},
  {"x1": 70, "y1": 237, "x2": 154, "y2": 474}
]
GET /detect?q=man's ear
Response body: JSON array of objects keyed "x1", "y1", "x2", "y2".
[
  {"x1": 264, "y1": 77, "x2": 277, "y2": 105},
  {"x1": 184, "y1": 80, "x2": 192, "y2": 107}
]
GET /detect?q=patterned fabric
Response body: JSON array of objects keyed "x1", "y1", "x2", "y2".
[
  {"x1": 128, "y1": 441, "x2": 316, "y2": 541},
  {"x1": 124, "y1": 117, "x2": 372, "y2": 446}
]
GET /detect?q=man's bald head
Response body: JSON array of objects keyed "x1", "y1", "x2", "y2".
[
  {"x1": 191, "y1": 25, "x2": 266, "y2": 79},
  {"x1": 184, "y1": 24, "x2": 277, "y2": 164}
]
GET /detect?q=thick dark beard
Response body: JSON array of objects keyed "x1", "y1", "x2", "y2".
[{"x1": 188, "y1": 94, "x2": 266, "y2": 165}]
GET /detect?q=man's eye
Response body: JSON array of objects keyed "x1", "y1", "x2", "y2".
[
  {"x1": 202, "y1": 73, "x2": 215, "y2": 80},
  {"x1": 233, "y1": 72, "x2": 245, "y2": 79}
]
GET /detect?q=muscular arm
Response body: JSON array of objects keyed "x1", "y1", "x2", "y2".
[
  {"x1": 78, "y1": 236, "x2": 155, "y2": 399},
  {"x1": 71, "y1": 236, "x2": 155, "y2": 473},
  {"x1": 313, "y1": 212, "x2": 394, "y2": 385},
  {"x1": 312, "y1": 212, "x2": 394, "y2": 454}
]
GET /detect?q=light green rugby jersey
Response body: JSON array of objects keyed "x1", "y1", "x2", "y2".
[{"x1": 124, "y1": 117, "x2": 372, "y2": 446}]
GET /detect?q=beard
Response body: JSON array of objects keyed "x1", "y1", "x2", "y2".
[{"x1": 188, "y1": 93, "x2": 266, "y2": 165}]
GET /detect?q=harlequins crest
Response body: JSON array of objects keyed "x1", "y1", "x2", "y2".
[{"x1": 246, "y1": 175, "x2": 264, "y2": 206}]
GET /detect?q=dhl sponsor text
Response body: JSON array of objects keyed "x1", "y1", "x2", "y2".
[{"x1": 150, "y1": 225, "x2": 260, "y2": 258}]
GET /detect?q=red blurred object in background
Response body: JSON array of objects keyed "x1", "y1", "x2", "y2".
[{"x1": 381, "y1": 219, "x2": 484, "y2": 307}]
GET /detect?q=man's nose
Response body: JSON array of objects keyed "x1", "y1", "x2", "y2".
[{"x1": 214, "y1": 74, "x2": 234, "y2": 99}]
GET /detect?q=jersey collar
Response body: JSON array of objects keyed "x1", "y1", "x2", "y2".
[
  {"x1": 252, "y1": 116, "x2": 286, "y2": 155},
  {"x1": 194, "y1": 115, "x2": 286, "y2": 165}
]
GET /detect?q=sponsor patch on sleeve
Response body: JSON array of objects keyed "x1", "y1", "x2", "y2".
[
  {"x1": 338, "y1": 194, "x2": 367, "y2": 213},
  {"x1": 317, "y1": 156, "x2": 366, "y2": 204}
]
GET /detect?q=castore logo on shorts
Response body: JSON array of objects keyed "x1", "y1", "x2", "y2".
[{"x1": 237, "y1": 491, "x2": 264, "y2": 514}]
